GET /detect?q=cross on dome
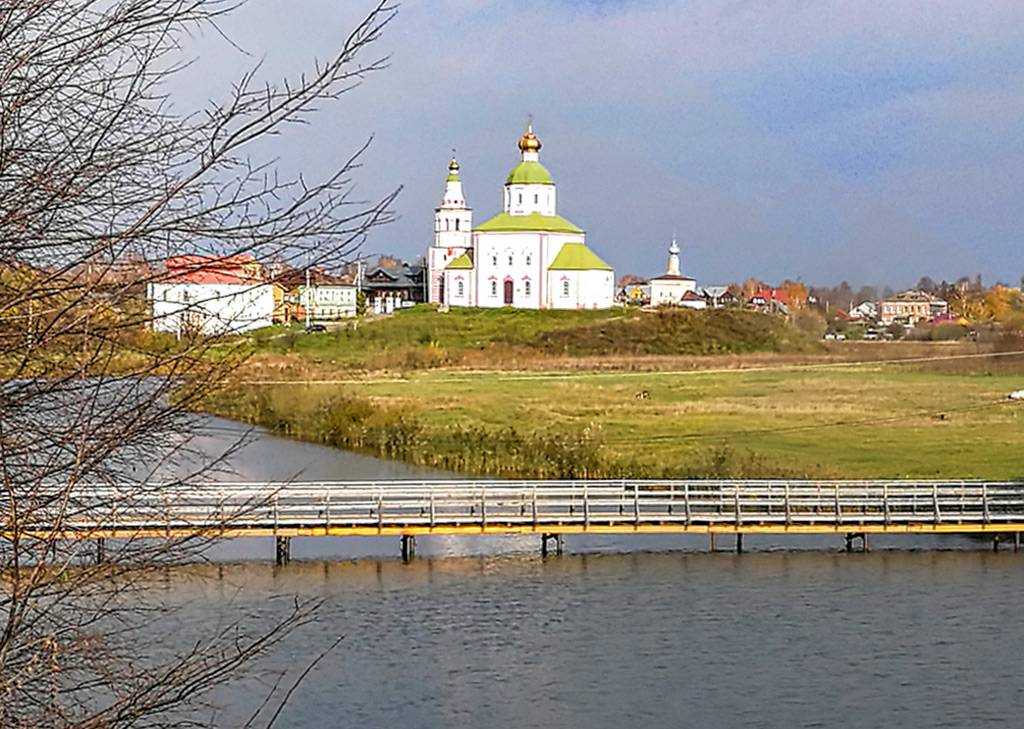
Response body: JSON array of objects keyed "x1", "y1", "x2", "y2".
[{"x1": 518, "y1": 123, "x2": 541, "y2": 154}]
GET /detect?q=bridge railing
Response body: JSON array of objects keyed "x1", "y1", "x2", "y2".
[{"x1": 15, "y1": 479, "x2": 1024, "y2": 535}]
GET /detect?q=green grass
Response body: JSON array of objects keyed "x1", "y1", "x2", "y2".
[{"x1": 200, "y1": 361, "x2": 1024, "y2": 479}]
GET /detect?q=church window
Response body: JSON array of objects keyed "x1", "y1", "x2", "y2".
[
  {"x1": 455, "y1": 219, "x2": 460, "y2": 231},
  {"x1": 457, "y1": 280, "x2": 465, "y2": 297},
  {"x1": 491, "y1": 280, "x2": 497, "y2": 296},
  {"x1": 445, "y1": 219, "x2": 450, "y2": 231},
  {"x1": 524, "y1": 280, "x2": 531, "y2": 296},
  {"x1": 518, "y1": 193, "x2": 522, "y2": 204},
  {"x1": 562, "y1": 280, "x2": 570, "y2": 297},
  {"x1": 534, "y1": 194, "x2": 538, "y2": 204},
  {"x1": 508, "y1": 254, "x2": 514, "y2": 266},
  {"x1": 491, "y1": 254, "x2": 497, "y2": 266},
  {"x1": 525, "y1": 254, "x2": 532, "y2": 266}
]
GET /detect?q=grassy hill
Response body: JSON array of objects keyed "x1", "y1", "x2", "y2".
[
  {"x1": 243, "y1": 305, "x2": 819, "y2": 372},
  {"x1": 533, "y1": 307, "x2": 819, "y2": 356}
]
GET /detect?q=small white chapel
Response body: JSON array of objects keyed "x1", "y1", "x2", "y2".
[{"x1": 427, "y1": 125, "x2": 614, "y2": 310}]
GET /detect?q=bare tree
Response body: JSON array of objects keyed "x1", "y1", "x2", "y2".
[{"x1": 0, "y1": 1, "x2": 398, "y2": 725}]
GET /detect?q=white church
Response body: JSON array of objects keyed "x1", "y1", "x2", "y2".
[{"x1": 427, "y1": 125, "x2": 614, "y2": 310}]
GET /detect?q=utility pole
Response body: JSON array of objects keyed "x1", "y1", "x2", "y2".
[{"x1": 304, "y1": 266, "x2": 311, "y2": 329}]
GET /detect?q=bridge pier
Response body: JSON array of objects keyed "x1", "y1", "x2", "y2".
[
  {"x1": 845, "y1": 533, "x2": 868, "y2": 553},
  {"x1": 709, "y1": 533, "x2": 717, "y2": 552},
  {"x1": 275, "y1": 536, "x2": 291, "y2": 566},
  {"x1": 401, "y1": 534, "x2": 416, "y2": 562},
  {"x1": 541, "y1": 533, "x2": 563, "y2": 557},
  {"x1": 736, "y1": 533, "x2": 744, "y2": 554}
]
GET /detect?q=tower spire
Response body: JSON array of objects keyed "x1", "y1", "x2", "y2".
[{"x1": 667, "y1": 236, "x2": 681, "y2": 277}]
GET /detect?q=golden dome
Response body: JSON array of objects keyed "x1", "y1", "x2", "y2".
[
  {"x1": 517, "y1": 124, "x2": 542, "y2": 153},
  {"x1": 448, "y1": 158, "x2": 460, "y2": 174}
]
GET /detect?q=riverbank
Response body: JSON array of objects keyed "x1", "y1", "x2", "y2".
[
  {"x1": 200, "y1": 364, "x2": 1024, "y2": 479},
  {"x1": 195, "y1": 307, "x2": 1024, "y2": 479}
]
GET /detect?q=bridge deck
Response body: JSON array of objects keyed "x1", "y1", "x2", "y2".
[{"x1": 12, "y1": 479, "x2": 1024, "y2": 540}]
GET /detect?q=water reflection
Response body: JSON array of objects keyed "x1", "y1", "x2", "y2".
[{"x1": 161, "y1": 550, "x2": 1024, "y2": 729}]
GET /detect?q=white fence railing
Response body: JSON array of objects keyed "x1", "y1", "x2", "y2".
[{"x1": 14, "y1": 480, "x2": 1024, "y2": 534}]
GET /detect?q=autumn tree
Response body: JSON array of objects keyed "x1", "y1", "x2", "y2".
[
  {"x1": 983, "y1": 285, "x2": 1022, "y2": 320},
  {"x1": 1, "y1": 1, "x2": 397, "y2": 726},
  {"x1": 949, "y1": 288, "x2": 985, "y2": 321},
  {"x1": 741, "y1": 277, "x2": 766, "y2": 301},
  {"x1": 780, "y1": 280, "x2": 808, "y2": 310}
]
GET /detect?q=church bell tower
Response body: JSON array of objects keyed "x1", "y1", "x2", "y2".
[{"x1": 428, "y1": 157, "x2": 472, "y2": 304}]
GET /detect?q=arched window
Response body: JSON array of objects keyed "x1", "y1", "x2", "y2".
[
  {"x1": 524, "y1": 280, "x2": 531, "y2": 296},
  {"x1": 491, "y1": 280, "x2": 497, "y2": 296},
  {"x1": 525, "y1": 253, "x2": 532, "y2": 266},
  {"x1": 455, "y1": 219, "x2": 460, "y2": 231},
  {"x1": 491, "y1": 254, "x2": 497, "y2": 266},
  {"x1": 518, "y1": 193, "x2": 522, "y2": 204},
  {"x1": 457, "y1": 280, "x2": 464, "y2": 297},
  {"x1": 508, "y1": 254, "x2": 514, "y2": 266},
  {"x1": 562, "y1": 280, "x2": 570, "y2": 297},
  {"x1": 534, "y1": 194, "x2": 538, "y2": 204}
]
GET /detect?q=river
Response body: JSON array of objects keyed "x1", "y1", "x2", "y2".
[{"x1": 157, "y1": 417, "x2": 1024, "y2": 727}]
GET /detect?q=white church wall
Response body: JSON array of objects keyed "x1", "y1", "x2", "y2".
[
  {"x1": 474, "y1": 232, "x2": 545, "y2": 309},
  {"x1": 444, "y1": 271, "x2": 474, "y2": 307},
  {"x1": 505, "y1": 184, "x2": 556, "y2": 216},
  {"x1": 547, "y1": 271, "x2": 577, "y2": 310},
  {"x1": 650, "y1": 278, "x2": 697, "y2": 307},
  {"x1": 428, "y1": 245, "x2": 467, "y2": 304},
  {"x1": 579, "y1": 269, "x2": 615, "y2": 309}
]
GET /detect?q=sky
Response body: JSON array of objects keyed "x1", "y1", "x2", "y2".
[{"x1": 179, "y1": 0, "x2": 1024, "y2": 289}]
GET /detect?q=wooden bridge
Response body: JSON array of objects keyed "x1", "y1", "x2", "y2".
[{"x1": 19, "y1": 479, "x2": 1024, "y2": 562}]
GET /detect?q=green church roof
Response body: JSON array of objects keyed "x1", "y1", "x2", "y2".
[
  {"x1": 445, "y1": 252, "x2": 474, "y2": 269},
  {"x1": 548, "y1": 243, "x2": 612, "y2": 271},
  {"x1": 505, "y1": 161, "x2": 554, "y2": 185},
  {"x1": 446, "y1": 173, "x2": 459, "y2": 182},
  {"x1": 474, "y1": 212, "x2": 584, "y2": 234}
]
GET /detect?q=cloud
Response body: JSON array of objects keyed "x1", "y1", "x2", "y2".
[{"x1": 166, "y1": 0, "x2": 1024, "y2": 288}]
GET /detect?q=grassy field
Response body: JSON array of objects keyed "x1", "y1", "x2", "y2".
[{"x1": 202, "y1": 351, "x2": 1024, "y2": 479}]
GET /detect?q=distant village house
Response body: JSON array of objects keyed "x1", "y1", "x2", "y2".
[
  {"x1": 148, "y1": 255, "x2": 274, "y2": 336},
  {"x1": 878, "y1": 290, "x2": 948, "y2": 326},
  {"x1": 362, "y1": 263, "x2": 426, "y2": 314}
]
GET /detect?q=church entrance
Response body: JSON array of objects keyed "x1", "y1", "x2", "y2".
[{"x1": 503, "y1": 280, "x2": 514, "y2": 305}]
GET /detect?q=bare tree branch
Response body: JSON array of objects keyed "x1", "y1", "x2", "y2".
[{"x1": 0, "y1": 1, "x2": 397, "y2": 725}]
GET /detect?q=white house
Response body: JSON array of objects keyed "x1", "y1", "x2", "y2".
[
  {"x1": 436, "y1": 125, "x2": 614, "y2": 310},
  {"x1": 148, "y1": 254, "x2": 274, "y2": 336}
]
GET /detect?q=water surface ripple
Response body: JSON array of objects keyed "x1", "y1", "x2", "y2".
[{"x1": 175, "y1": 551, "x2": 1024, "y2": 728}]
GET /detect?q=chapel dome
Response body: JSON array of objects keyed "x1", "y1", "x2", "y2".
[
  {"x1": 446, "y1": 157, "x2": 460, "y2": 181},
  {"x1": 505, "y1": 161, "x2": 553, "y2": 185},
  {"x1": 518, "y1": 124, "x2": 542, "y2": 153}
]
